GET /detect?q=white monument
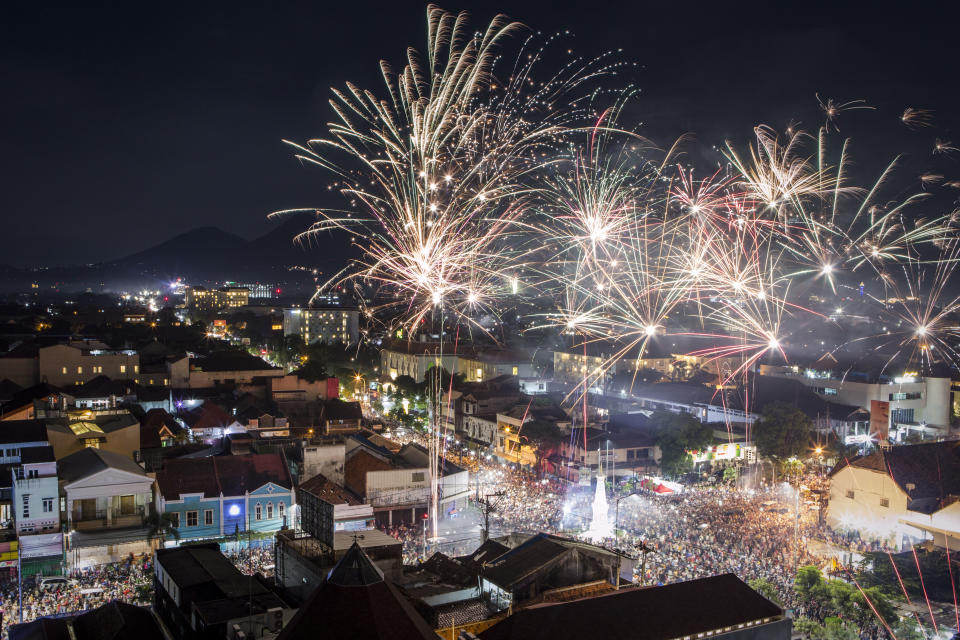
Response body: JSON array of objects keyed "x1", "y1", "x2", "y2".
[{"x1": 587, "y1": 451, "x2": 611, "y2": 541}]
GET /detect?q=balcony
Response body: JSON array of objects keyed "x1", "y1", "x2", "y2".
[{"x1": 70, "y1": 505, "x2": 145, "y2": 531}]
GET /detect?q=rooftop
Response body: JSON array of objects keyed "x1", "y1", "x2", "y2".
[
  {"x1": 58, "y1": 448, "x2": 147, "y2": 485},
  {"x1": 831, "y1": 440, "x2": 960, "y2": 513},
  {"x1": 276, "y1": 542, "x2": 436, "y2": 640},
  {"x1": 156, "y1": 452, "x2": 292, "y2": 501},
  {"x1": 189, "y1": 351, "x2": 280, "y2": 373},
  {"x1": 482, "y1": 533, "x2": 616, "y2": 590},
  {"x1": 298, "y1": 473, "x2": 361, "y2": 506},
  {"x1": 479, "y1": 573, "x2": 783, "y2": 640}
]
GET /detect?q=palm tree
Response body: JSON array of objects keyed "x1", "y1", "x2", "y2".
[{"x1": 144, "y1": 511, "x2": 180, "y2": 552}]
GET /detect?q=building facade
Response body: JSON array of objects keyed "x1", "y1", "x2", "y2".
[
  {"x1": 184, "y1": 286, "x2": 249, "y2": 312},
  {"x1": 283, "y1": 307, "x2": 360, "y2": 345},
  {"x1": 155, "y1": 454, "x2": 295, "y2": 541}
]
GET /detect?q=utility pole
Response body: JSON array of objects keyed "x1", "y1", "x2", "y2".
[
  {"x1": 637, "y1": 541, "x2": 656, "y2": 586},
  {"x1": 478, "y1": 492, "x2": 505, "y2": 543}
]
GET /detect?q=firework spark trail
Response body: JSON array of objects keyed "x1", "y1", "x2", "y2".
[
  {"x1": 911, "y1": 544, "x2": 939, "y2": 635},
  {"x1": 887, "y1": 551, "x2": 930, "y2": 640}
]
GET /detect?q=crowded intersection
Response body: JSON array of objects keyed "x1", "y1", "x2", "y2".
[{"x1": 376, "y1": 433, "x2": 911, "y2": 638}]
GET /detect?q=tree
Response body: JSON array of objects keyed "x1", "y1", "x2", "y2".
[
  {"x1": 145, "y1": 511, "x2": 180, "y2": 551},
  {"x1": 793, "y1": 617, "x2": 826, "y2": 640},
  {"x1": 823, "y1": 617, "x2": 858, "y2": 640},
  {"x1": 848, "y1": 585, "x2": 895, "y2": 629},
  {"x1": 794, "y1": 565, "x2": 824, "y2": 606},
  {"x1": 393, "y1": 375, "x2": 418, "y2": 396},
  {"x1": 649, "y1": 411, "x2": 714, "y2": 477},
  {"x1": 754, "y1": 402, "x2": 814, "y2": 464},
  {"x1": 747, "y1": 577, "x2": 781, "y2": 605}
]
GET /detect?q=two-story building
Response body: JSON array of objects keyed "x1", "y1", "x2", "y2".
[
  {"x1": 12, "y1": 445, "x2": 62, "y2": 576},
  {"x1": 828, "y1": 441, "x2": 960, "y2": 550},
  {"x1": 155, "y1": 453, "x2": 295, "y2": 542},
  {"x1": 758, "y1": 363, "x2": 952, "y2": 437},
  {"x1": 38, "y1": 342, "x2": 140, "y2": 388},
  {"x1": 380, "y1": 340, "x2": 491, "y2": 383},
  {"x1": 344, "y1": 439, "x2": 468, "y2": 525}
]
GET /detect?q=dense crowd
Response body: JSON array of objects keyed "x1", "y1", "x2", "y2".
[
  {"x1": 0, "y1": 544, "x2": 280, "y2": 637},
  {"x1": 224, "y1": 544, "x2": 276, "y2": 576},
  {"x1": 383, "y1": 457, "x2": 902, "y2": 638},
  {"x1": 0, "y1": 555, "x2": 152, "y2": 637}
]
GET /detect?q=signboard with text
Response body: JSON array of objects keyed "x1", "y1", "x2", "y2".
[{"x1": 870, "y1": 400, "x2": 890, "y2": 441}]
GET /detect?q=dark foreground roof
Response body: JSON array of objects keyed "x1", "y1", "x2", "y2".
[
  {"x1": 72, "y1": 601, "x2": 165, "y2": 640},
  {"x1": 277, "y1": 543, "x2": 436, "y2": 640},
  {"x1": 479, "y1": 573, "x2": 783, "y2": 640},
  {"x1": 9, "y1": 602, "x2": 164, "y2": 640},
  {"x1": 482, "y1": 533, "x2": 616, "y2": 590}
]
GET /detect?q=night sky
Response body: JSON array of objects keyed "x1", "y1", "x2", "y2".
[{"x1": 3, "y1": 1, "x2": 959, "y2": 267}]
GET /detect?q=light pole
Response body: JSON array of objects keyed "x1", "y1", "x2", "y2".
[{"x1": 613, "y1": 491, "x2": 641, "y2": 589}]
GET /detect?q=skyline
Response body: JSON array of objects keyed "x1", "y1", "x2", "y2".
[{"x1": 3, "y1": 1, "x2": 960, "y2": 267}]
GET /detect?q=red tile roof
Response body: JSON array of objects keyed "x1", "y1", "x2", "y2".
[{"x1": 157, "y1": 453, "x2": 292, "y2": 501}]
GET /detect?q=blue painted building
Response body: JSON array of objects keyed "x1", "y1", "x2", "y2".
[{"x1": 156, "y1": 453, "x2": 294, "y2": 541}]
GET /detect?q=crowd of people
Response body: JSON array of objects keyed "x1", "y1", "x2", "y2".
[
  {"x1": 0, "y1": 554, "x2": 152, "y2": 638},
  {"x1": 224, "y1": 544, "x2": 276, "y2": 576},
  {"x1": 381, "y1": 456, "x2": 903, "y2": 637},
  {"x1": 0, "y1": 543, "x2": 280, "y2": 636}
]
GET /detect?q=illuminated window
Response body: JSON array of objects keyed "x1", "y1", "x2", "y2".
[
  {"x1": 512, "y1": 366, "x2": 518, "y2": 376},
  {"x1": 134, "y1": 365, "x2": 139, "y2": 373},
  {"x1": 61, "y1": 367, "x2": 67, "y2": 374},
  {"x1": 120, "y1": 365, "x2": 126, "y2": 374},
  {"x1": 77, "y1": 366, "x2": 83, "y2": 374},
  {"x1": 475, "y1": 368, "x2": 483, "y2": 381}
]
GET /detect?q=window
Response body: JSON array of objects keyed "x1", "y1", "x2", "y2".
[
  {"x1": 891, "y1": 408, "x2": 915, "y2": 424},
  {"x1": 475, "y1": 368, "x2": 483, "y2": 381},
  {"x1": 846, "y1": 490, "x2": 855, "y2": 499},
  {"x1": 823, "y1": 387, "x2": 838, "y2": 396},
  {"x1": 22, "y1": 495, "x2": 30, "y2": 518},
  {"x1": 42, "y1": 498, "x2": 53, "y2": 513},
  {"x1": 880, "y1": 498, "x2": 890, "y2": 508},
  {"x1": 266, "y1": 503, "x2": 274, "y2": 519},
  {"x1": 412, "y1": 472, "x2": 425, "y2": 483},
  {"x1": 77, "y1": 366, "x2": 83, "y2": 374},
  {"x1": 186, "y1": 511, "x2": 198, "y2": 527},
  {"x1": 204, "y1": 510, "x2": 214, "y2": 526},
  {"x1": 278, "y1": 502, "x2": 285, "y2": 522},
  {"x1": 890, "y1": 392, "x2": 922, "y2": 401},
  {"x1": 119, "y1": 365, "x2": 126, "y2": 374},
  {"x1": 169, "y1": 512, "x2": 180, "y2": 527},
  {"x1": 134, "y1": 365, "x2": 139, "y2": 373},
  {"x1": 512, "y1": 366, "x2": 518, "y2": 376},
  {"x1": 255, "y1": 503, "x2": 262, "y2": 521},
  {"x1": 61, "y1": 367, "x2": 67, "y2": 374}
]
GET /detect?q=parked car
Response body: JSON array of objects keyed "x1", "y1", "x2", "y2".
[{"x1": 38, "y1": 576, "x2": 76, "y2": 591}]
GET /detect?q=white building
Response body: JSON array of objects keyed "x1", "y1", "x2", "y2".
[
  {"x1": 283, "y1": 307, "x2": 359, "y2": 345},
  {"x1": 827, "y1": 441, "x2": 960, "y2": 550},
  {"x1": 759, "y1": 364, "x2": 952, "y2": 435}
]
